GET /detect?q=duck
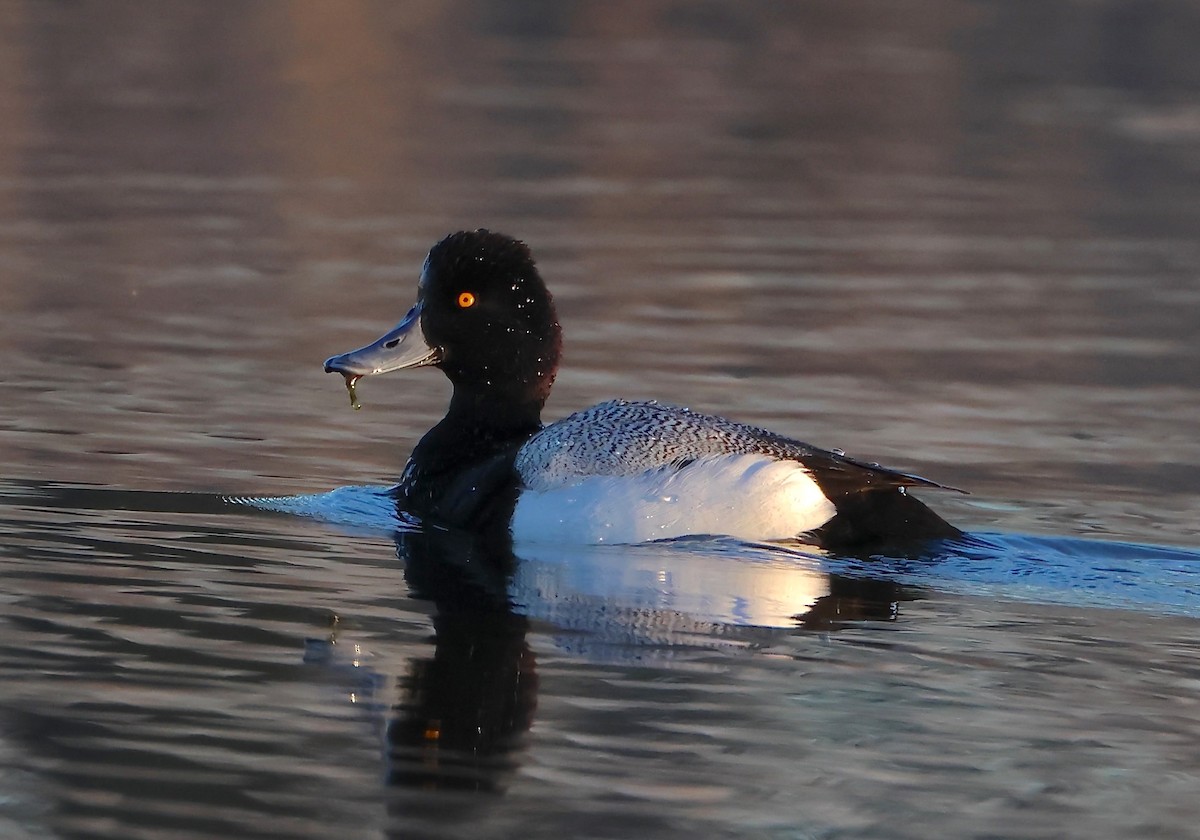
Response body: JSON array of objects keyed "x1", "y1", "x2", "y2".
[{"x1": 323, "y1": 230, "x2": 962, "y2": 548}]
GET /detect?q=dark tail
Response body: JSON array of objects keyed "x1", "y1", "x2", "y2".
[{"x1": 807, "y1": 489, "x2": 962, "y2": 555}]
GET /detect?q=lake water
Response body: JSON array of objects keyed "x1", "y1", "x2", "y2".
[{"x1": 2, "y1": 2, "x2": 1200, "y2": 838}]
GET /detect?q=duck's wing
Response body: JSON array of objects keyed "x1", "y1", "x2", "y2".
[
  {"x1": 516, "y1": 399, "x2": 961, "y2": 497},
  {"x1": 784, "y1": 445, "x2": 962, "y2": 499}
]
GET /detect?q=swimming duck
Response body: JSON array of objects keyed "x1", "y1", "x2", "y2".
[{"x1": 324, "y1": 230, "x2": 961, "y2": 547}]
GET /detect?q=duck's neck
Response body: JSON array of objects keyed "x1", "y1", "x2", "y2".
[
  {"x1": 395, "y1": 386, "x2": 544, "y2": 523},
  {"x1": 408, "y1": 386, "x2": 545, "y2": 477},
  {"x1": 444, "y1": 386, "x2": 546, "y2": 437}
]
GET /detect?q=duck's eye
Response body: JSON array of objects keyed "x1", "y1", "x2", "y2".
[{"x1": 456, "y1": 291, "x2": 477, "y2": 309}]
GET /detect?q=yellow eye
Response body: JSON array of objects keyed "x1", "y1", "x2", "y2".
[{"x1": 457, "y1": 291, "x2": 476, "y2": 309}]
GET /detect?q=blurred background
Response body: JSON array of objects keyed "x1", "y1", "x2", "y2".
[{"x1": 0, "y1": 1, "x2": 1199, "y2": 529}]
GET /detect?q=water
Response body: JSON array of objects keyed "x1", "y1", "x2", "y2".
[{"x1": 2, "y1": 1, "x2": 1200, "y2": 838}]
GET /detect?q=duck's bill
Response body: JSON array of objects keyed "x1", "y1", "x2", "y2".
[{"x1": 323, "y1": 303, "x2": 442, "y2": 377}]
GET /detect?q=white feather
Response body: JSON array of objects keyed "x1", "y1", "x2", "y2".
[{"x1": 511, "y1": 453, "x2": 836, "y2": 545}]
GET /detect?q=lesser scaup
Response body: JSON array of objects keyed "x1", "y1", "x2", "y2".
[{"x1": 324, "y1": 230, "x2": 961, "y2": 547}]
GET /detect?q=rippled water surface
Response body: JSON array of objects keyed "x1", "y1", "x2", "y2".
[{"x1": 2, "y1": 2, "x2": 1200, "y2": 838}]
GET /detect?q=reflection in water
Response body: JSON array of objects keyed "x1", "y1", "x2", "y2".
[
  {"x1": 275, "y1": 478, "x2": 1200, "y2": 807},
  {"x1": 5, "y1": 480, "x2": 1200, "y2": 837},
  {"x1": 385, "y1": 529, "x2": 534, "y2": 792},
  {"x1": 335, "y1": 499, "x2": 1200, "y2": 797},
  {"x1": 330, "y1": 497, "x2": 934, "y2": 794},
  {"x1": 512, "y1": 539, "x2": 909, "y2": 643}
]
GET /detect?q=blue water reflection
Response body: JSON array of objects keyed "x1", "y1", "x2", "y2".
[
  {"x1": 230, "y1": 482, "x2": 1200, "y2": 794},
  {"x1": 245, "y1": 484, "x2": 1200, "y2": 623}
]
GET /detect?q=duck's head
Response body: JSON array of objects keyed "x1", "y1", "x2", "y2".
[{"x1": 324, "y1": 230, "x2": 562, "y2": 408}]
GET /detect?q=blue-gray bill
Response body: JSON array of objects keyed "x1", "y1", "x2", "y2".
[{"x1": 322, "y1": 302, "x2": 442, "y2": 409}]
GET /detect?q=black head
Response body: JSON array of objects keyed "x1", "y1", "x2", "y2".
[
  {"x1": 419, "y1": 231, "x2": 561, "y2": 402},
  {"x1": 324, "y1": 230, "x2": 562, "y2": 412}
]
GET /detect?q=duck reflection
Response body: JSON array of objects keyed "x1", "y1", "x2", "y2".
[
  {"x1": 383, "y1": 528, "x2": 535, "y2": 792},
  {"x1": 375, "y1": 492, "x2": 955, "y2": 793}
]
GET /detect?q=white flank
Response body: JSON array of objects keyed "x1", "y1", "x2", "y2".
[{"x1": 511, "y1": 453, "x2": 836, "y2": 545}]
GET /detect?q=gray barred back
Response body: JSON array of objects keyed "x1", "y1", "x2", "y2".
[{"x1": 515, "y1": 399, "x2": 819, "y2": 491}]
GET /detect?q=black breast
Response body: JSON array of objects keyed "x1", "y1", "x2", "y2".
[{"x1": 391, "y1": 419, "x2": 536, "y2": 537}]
